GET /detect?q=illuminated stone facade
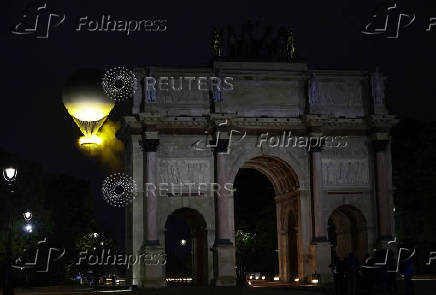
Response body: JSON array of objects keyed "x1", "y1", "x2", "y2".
[{"x1": 119, "y1": 62, "x2": 398, "y2": 287}]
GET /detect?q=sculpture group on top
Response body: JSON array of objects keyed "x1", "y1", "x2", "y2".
[{"x1": 212, "y1": 20, "x2": 296, "y2": 61}]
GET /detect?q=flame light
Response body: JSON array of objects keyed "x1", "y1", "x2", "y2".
[{"x1": 79, "y1": 134, "x2": 103, "y2": 145}]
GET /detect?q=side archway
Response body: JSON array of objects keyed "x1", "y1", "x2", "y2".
[
  {"x1": 164, "y1": 208, "x2": 208, "y2": 285},
  {"x1": 328, "y1": 205, "x2": 368, "y2": 261}
]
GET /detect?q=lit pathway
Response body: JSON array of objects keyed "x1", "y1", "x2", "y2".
[{"x1": 14, "y1": 285, "x2": 328, "y2": 295}]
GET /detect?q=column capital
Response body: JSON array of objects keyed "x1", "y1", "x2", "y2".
[
  {"x1": 214, "y1": 138, "x2": 229, "y2": 154},
  {"x1": 311, "y1": 236, "x2": 329, "y2": 244},
  {"x1": 140, "y1": 138, "x2": 160, "y2": 152},
  {"x1": 372, "y1": 139, "x2": 389, "y2": 152},
  {"x1": 214, "y1": 239, "x2": 233, "y2": 246},
  {"x1": 143, "y1": 240, "x2": 160, "y2": 246},
  {"x1": 309, "y1": 145, "x2": 322, "y2": 153}
]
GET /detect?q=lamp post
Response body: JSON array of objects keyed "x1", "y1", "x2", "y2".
[
  {"x1": 3, "y1": 167, "x2": 17, "y2": 295},
  {"x1": 23, "y1": 211, "x2": 32, "y2": 223},
  {"x1": 22, "y1": 211, "x2": 32, "y2": 289}
]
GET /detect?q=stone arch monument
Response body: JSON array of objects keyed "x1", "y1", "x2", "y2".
[{"x1": 119, "y1": 62, "x2": 398, "y2": 287}]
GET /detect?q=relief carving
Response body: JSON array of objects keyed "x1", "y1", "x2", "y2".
[
  {"x1": 318, "y1": 81, "x2": 363, "y2": 107},
  {"x1": 158, "y1": 159, "x2": 210, "y2": 184},
  {"x1": 322, "y1": 159, "x2": 369, "y2": 186}
]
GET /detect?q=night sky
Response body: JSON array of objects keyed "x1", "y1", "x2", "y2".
[{"x1": 4, "y1": 0, "x2": 436, "y2": 244}]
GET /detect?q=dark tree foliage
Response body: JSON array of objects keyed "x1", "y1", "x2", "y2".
[
  {"x1": 391, "y1": 120, "x2": 436, "y2": 272},
  {"x1": 0, "y1": 147, "x2": 98, "y2": 284}
]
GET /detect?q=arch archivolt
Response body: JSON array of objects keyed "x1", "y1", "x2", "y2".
[
  {"x1": 227, "y1": 139, "x2": 309, "y2": 190},
  {"x1": 323, "y1": 198, "x2": 372, "y2": 238}
]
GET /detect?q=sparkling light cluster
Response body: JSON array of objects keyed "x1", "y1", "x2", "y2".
[
  {"x1": 102, "y1": 67, "x2": 136, "y2": 102},
  {"x1": 102, "y1": 173, "x2": 137, "y2": 207}
]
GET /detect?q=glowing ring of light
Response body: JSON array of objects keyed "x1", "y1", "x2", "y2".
[
  {"x1": 102, "y1": 67, "x2": 136, "y2": 102},
  {"x1": 102, "y1": 173, "x2": 137, "y2": 208}
]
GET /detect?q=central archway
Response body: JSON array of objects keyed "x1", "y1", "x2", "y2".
[{"x1": 233, "y1": 155, "x2": 301, "y2": 283}]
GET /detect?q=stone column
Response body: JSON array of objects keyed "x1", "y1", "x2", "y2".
[
  {"x1": 310, "y1": 146, "x2": 327, "y2": 240},
  {"x1": 132, "y1": 69, "x2": 145, "y2": 114},
  {"x1": 275, "y1": 201, "x2": 288, "y2": 282},
  {"x1": 310, "y1": 146, "x2": 331, "y2": 283},
  {"x1": 373, "y1": 139, "x2": 394, "y2": 241},
  {"x1": 141, "y1": 132, "x2": 165, "y2": 288},
  {"x1": 213, "y1": 138, "x2": 236, "y2": 286},
  {"x1": 143, "y1": 135, "x2": 160, "y2": 245},
  {"x1": 127, "y1": 135, "x2": 144, "y2": 287}
]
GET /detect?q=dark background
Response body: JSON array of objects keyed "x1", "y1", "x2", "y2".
[{"x1": 3, "y1": 0, "x2": 436, "y2": 246}]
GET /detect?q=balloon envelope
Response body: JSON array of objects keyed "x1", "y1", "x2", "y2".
[{"x1": 63, "y1": 69, "x2": 115, "y2": 139}]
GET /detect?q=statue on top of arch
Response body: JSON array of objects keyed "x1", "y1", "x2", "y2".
[{"x1": 211, "y1": 20, "x2": 297, "y2": 62}]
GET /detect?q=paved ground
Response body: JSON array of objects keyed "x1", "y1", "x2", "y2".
[
  {"x1": 13, "y1": 285, "x2": 327, "y2": 295},
  {"x1": 12, "y1": 280, "x2": 436, "y2": 295}
]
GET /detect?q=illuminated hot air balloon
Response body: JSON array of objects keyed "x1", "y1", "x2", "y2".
[{"x1": 63, "y1": 69, "x2": 115, "y2": 145}]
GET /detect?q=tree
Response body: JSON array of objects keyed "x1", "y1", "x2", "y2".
[
  {"x1": 391, "y1": 120, "x2": 436, "y2": 272},
  {"x1": 0, "y1": 147, "x2": 98, "y2": 285}
]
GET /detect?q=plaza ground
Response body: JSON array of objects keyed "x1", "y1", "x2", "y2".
[{"x1": 12, "y1": 279, "x2": 436, "y2": 295}]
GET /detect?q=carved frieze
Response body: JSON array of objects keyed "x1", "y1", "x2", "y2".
[
  {"x1": 158, "y1": 159, "x2": 211, "y2": 184},
  {"x1": 321, "y1": 159, "x2": 369, "y2": 186},
  {"x1": 317, "y1": 80, "x2": 363, "y2": 107}
]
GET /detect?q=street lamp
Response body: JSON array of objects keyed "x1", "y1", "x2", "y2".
[
  {"x1": 24, "y1": 224, "x2": 33, "y2": 233},
  {"x1": 3, "y1": 166, "x2": 17, "y2": 295},
  {"x1": 23, "y1": 211, "x2": 32, "y2": 222},
  {"x1": 180, "y1": 239, "x2": 187, "y2": 246},
  {"x1": 3, "y1": 167, "x2": 17, "y2": 182}
]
